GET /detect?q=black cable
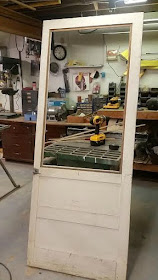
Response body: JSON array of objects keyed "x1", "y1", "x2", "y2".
[
  {"x1": 0, "y1": 262, "x2": 12, "y2": 280},
  {"x1": 104, "y1": 36, "x2": 122, "y2": 78},
  {"x1": 107, "y1": 60, "x2": 122, "y2": 78}
]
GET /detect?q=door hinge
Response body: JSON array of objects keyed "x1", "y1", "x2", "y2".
[{"x1": 33, "y1": 168, "x2": 40, "y2": 175}]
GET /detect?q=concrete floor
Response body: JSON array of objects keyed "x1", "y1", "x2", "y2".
[{"x1": 0, "y1": 161, "x2": 158, "y2": 280}]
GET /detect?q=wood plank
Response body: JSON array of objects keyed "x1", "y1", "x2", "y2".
[
  {"x1": 7, "y1": 0, "x2": 36, "y2": 11},
  {"x1": 0, "y1": 6, "x2": 42, "y2": 39},
  {"x1": 98, "y1": 109, "x2": 124, "y2": 119},
  {"x1": 40, "y1": 167, "x2": 122, "y2": 184},
  {"x1": 98, "y1": 108, "x2": 158, "y2": 120},
  {"x1": 137, "y1": 110, "x2": 158, "y2": 120},
  {"x1": 37, "y1": 206, "x2": 120, "y2": 230},
  {"x1": 0, "y1": 117, "x2": 94, "y2": 127},
  {"x1": 31, "y1": 247, "x2": 116, "y2": 280},
  {"x1": 0, "y1": 6, "x2": 41, "y2": 27},
  {"x1": 11, "y1": 0, "x2": 61, "y2": 10},
  {"x1": 133, "y1": 162, "x2": 158, "y2": 172},
  {"x1": 38, "y1": 177, "x2": 121, "y2": 215},
  {"x1": 0, "y1": 16, "x2": 41, "y2": 40}
]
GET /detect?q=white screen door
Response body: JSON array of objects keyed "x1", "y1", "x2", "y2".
[{"x1": 28, "y1": 13, "x2": 143, "y2": 280}]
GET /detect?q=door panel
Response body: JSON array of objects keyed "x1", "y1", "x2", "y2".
[
  {"x1": 33, "y1": 247, "x2": 117, "y2": 280},
  {"x1": 35, "y1": 218, "x2": 119, "y2": 259},
  {"x1": 37, "y1": 206, "x2": 120, "y2": 229},
  {"x1": 38, "y1": 176, "x2": 121, "y2": 216}
]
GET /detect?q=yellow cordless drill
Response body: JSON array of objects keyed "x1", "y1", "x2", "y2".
[{"x1": 90, "y1": 115, "x2": 106, "y2": 146}]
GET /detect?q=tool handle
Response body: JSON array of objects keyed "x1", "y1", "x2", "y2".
[{"x1": 95, "y1": 124, "x2": 100, "y2": 135}]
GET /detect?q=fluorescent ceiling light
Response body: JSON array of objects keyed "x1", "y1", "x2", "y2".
[{"x1": 124, "y1": 0, "x2": 147, "y2": 4}]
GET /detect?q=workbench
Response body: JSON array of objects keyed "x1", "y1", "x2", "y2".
[
  {"x1": 98, "y1": 107, "x2": 158, "y2": 172},
  {"x1": 0, "y1": 117, "x2": 93, "y2": 163},
  {"x1": 0, "y1": 112, "x2": 158, "y2": 172},
  {"x1": 98, "y1": 107, "x2": 158, "y2": 120}
]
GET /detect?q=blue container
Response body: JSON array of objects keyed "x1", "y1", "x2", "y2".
[
  {"x1": 24, "y1": 112, "x2": 37, "y2": 121},
  {"x1": 48, "y1": 100, "x2": 66, "y2": 107}
]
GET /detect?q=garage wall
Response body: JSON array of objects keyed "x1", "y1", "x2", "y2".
[
  {"x1": 0, "y1": 30, "x2": 158, "y2": 111},
  {"x1": 0, "y1": 32, "x2": 39, "y2": 112},
  {"x1": 105, "y1": 32, "x2": 158, "y2": 89},
  {"x1": 50, "y1": 31, "x2": 158, "y2": 104},
  {"x1": 48, "y1": 31, "x2": 127, "y2": 104}
]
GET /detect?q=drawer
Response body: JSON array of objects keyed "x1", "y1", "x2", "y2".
[
  {"x1": 1, "y1": 121, "x2": 35, "y2": 163},
  {"x1": 3, "y1": 139, "x2": 33, "y2": 152},
  {"x1": 3, "y1": 140, "x2": 34, "y2": 161},
  {"x1": 3, "y1": 141, "x2": 33, "y2": 153},
  {"x1": 6, "y1": 123, "x2": 33, "y2": 134},
  {"x1": 46, "y1": 125, "x2": 66, "y2": 140},
  {"x1": 3, "y1": 150, "x2": 34, "y2": 162},
  {"x1": 2, "y1": 132, "x2": 34, "y2": 162},
  {"x1": 22, "y1": 90, "x2": 38, "y2": 100},
  {"x1": 2, "y1": 134, "x2": 33, "y2": 147}
]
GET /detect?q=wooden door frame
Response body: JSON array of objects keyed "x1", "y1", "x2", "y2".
[{"x1": 34, "y1": 13, "x2": 143, "y2": 173}]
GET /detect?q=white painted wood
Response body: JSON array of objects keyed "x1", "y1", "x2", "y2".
[
  {"x1": 28, "y1": 13, "x2": 144, "y2": 280},
  {"x1": 116, "y1": 20, "x2": 144, "y2": 280},
  {"x1": 35, "y1": 219, "x2": 119, "y2": 259},
  {"x1": 44, "y1": 13, "x2": 142, "y2": 31},
  {"x1": 33, "y1": 22, "x2": 52, "y2": 170},
  {"x1": 33, "y1": 13, "x2": 143, "y2": 170},
  {"x1": 40, "y1": 166, "x2": 122, "y2": 184},
  {"x1": 31, "y1": 248, "x2": 116, "y2": 280},
  {"x1": 37, "y1": 207, "x2": 119, "y2": 229},
  {"x1": 38, "y1": 177, "x2": 120, "y2": 216},
  {"x1": 27, "y1": 174, "x2": 40, "y2": 264}
]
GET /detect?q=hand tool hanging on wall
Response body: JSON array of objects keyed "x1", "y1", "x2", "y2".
[
  {"x1": 50, "y1": 62, "x2": 59, "y2": 74},
  {"x1": 62, "y1": 68, "x2": 70, "y2": 93}
]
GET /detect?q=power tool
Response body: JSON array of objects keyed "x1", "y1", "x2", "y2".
[
  {"x1": 104, "y1": 96, "x2": 121, "y2": 109},
  {"x1": 90, "y1": 115, "x2": 106, "y2": 146}
]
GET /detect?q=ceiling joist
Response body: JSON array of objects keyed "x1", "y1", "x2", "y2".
[
  {"x1": 1, "y1": 0, "x2": 158, "y2": 22},
  {"x1": 0, "y1": 6, "x2": 42, "y2": 39},
  {"x1": 10, "y1": 0, "x2": 61, "y2": 10},
  {"x1": 4, "y1": 0, "x2": 36, "y2": 11},
  {"x1": 24, "y1": 1, "x2": 158, "y2": 20},
  {"x1": 0, "y1": 6, "x2": 41, "y2": 27}
]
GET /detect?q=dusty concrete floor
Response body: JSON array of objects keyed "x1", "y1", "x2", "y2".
[{"x1": 0, "y1": 161, "x2": 158, "y2": 280}]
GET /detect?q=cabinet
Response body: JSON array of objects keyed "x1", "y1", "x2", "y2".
[
  {"x1": 22, "y1": 90, "x2": 38, "y2": 114},
  {"x1": 1, "y1": 122, "x2": 35, "y2": 163},
  {"x1": 0, "y1": 118, "x2": 70, "y2": 163}
]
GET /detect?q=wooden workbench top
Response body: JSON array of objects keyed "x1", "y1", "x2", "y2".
[
  {"x1": 98, "y1": 107, "x2": 158, "y2": 120},
  {"x1": 0, "y1": 116, "x2": 93, "y2": 127}
]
